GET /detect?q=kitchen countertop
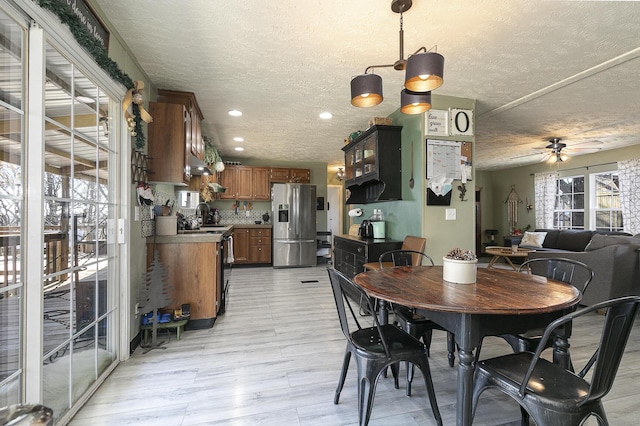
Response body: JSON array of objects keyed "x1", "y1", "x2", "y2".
[
  {"x1": 148, "y1": 224, "x2": 272, "y2": 244},
  {"x1": 226, "y1": 224, "x2": 272, "y2": 229}
]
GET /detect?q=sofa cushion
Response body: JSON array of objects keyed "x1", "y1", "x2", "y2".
[
  {"x1": 535, "y1": 229, "x2": 560, "y2": 248},
  {"x1": 585, "y1": 233, "x2": 640, "y2": 251},
  {"x1": 520, "y1": 231, "x2": 547, "y2": 248},
  {"x1": 555, "y1": 230, "x2": 594, "y2": 252}
]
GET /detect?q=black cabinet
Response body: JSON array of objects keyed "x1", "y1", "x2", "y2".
[
  {"x1": 334, "y1": 235, "x2": 402, "y2": 303},
  {"x1": 342, "y1": 125, "x2": 402, "y2": 204},
  {"x1": 333, "y1": 235, "x2": 403, "y2": 277}
]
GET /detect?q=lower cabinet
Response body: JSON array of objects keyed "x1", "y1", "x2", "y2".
[
  {"x1": 333, "y1": 235, "x2": 403, "y2": 278},
  {"x1": 146, "y1": 240, "x2": 220, "y2": 329},
  {"x1": 333, "y1": 235, "x2": 402, "y2": 304},
  {"x1": 233, "y1": 227, "x2": 272, "y2": 264}
]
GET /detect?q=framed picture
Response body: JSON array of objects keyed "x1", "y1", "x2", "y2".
[{"x1": 316, "y1": 197, "x2": 325, "y2": 210}]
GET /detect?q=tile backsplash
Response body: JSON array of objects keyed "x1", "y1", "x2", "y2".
[{"x1": 217, "y1": 209, "x2": 271, "y2": 224}]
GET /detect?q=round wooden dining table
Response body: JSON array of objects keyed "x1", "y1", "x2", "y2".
[{"x1": 354, "y1": 265, "x2": 581, "y2": 426}]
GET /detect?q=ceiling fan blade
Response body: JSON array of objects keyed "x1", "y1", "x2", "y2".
[{"x1": 565, "y1": 147, "x2": 602, "y2": 154}]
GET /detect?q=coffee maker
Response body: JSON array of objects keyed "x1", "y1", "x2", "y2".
[{"x1": 358, "y1": 220, "x2": 374, "y2": 238}]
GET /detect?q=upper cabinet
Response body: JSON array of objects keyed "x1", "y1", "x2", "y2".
[
  {"x1": 252, "y1": 167, "x2": 270, "y2": 200},
  {"x1": 148, "y1": 90, "x2": 204, "y2": 185},
  {"x1": 216, "y1": 165, "x2": 305, "y2": 201},
  {"x1": 342, "y1": 125, "x2": 402, "y2": 204},
  {"x1": 219, "y1": 165, "x2": 252, "y2": 200},
  {"x1": 269, "y1": 167, "x2": 310, "y2": 183},
  {"x1": 217, "y1": 166, "x2": 269, "y2": 200}
]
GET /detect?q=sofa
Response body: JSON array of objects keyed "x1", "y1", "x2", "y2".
[{"x1": 515, "y1": 229, "x2": 640, "y2": 306}]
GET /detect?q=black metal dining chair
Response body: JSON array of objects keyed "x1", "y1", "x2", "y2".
[
  {"x1": 499, "y1": 257, "x2": 594, "y2": 356},
  {"x1": 472, "y1": 295, "x2": 640, "y2": 426},
  {"x1": 327, "y1": 267, "x2": 442, "y2": 426},
  {"x1": 377, "y1": 250, "x2": 457, "y2": 397}
]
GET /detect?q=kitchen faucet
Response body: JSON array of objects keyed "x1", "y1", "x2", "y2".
[{"x1": 196, "y1": 202, "x2": 210, "y2": 223}]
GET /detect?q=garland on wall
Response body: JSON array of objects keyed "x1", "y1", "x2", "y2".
[{"x1": 35, "y1": 0, "x2": 147, "y2": 149}]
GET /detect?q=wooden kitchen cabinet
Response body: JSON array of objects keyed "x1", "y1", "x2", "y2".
[
  {"x1": 147, "y1": 102, "x2": 190, "y2": 185},
  {"x1": 249, "y1": 228, "x2": 271, "y2": 263},
  {"x1": 269, "y1": 167, "x2": 310, "y2": 183},
  {"x1": 231, "y1": 227, "x2": 250, "y2": 262},
  {"x1": 232, "y1": 227, "x2": 271, "y2": 264},
  {"x1": 148, "y1": 90, "x2": 204, "y2": 184},
  {"x1": 146, "y1": 240, "x2": 220, "y2": 329},
  {"x1": 269, "y1": 167, "x2": 290, "y2": 183},
  {"x1": 289, "y1": 168, "x2": 310, "y2": 183},
  {"x1": 219, "y1": 166, "x2": 270, "y2": 200},
  {"x1": 252, "y1": 167, "x2": 270, "y2": 200},
  {"x1": 219, "y1": 165, "x2": 252, "y2": 200}
]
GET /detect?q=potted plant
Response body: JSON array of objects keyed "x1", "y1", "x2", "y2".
[{"x1": 443, "y1": 248, "x2": 478, "y2": 284}]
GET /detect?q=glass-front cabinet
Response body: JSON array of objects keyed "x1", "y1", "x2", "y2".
[
  {"x1": 342, "y1": 125, "x2": 402, "y2": 204},
  {"x1": 344, "y1": 133, "x2": 379, "y2": 181}
]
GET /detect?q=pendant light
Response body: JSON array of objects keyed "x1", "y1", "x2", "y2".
[
  {"x1": 405, "y1": 51, "x2": 445, "y2": 93},
  {"x1": 400, "y1": 89, "x2": 432, "y2": 114},
  {"x1": 351, "y1": 73, "x2": 383, "y2": 107},
  {"x1": 350, "y1": 0, "x2": 444, "y2": 113}
]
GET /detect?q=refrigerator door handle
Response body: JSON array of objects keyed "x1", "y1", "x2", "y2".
[{"x1": 293, "y1": 185, "x2": 299, "y2": 237}]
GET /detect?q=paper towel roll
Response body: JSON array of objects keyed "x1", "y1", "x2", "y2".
[{"x1": 348, "y1": 208, "x2": 363, "y2": 217}]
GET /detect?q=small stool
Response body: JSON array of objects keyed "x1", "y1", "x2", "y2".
[{"x1": 141, "y1": 319, "x2": 188, "y2": 345}]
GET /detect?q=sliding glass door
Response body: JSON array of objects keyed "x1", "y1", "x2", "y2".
[{"x1": 0, "y1": 3, "x2": 123, "y2": 421}]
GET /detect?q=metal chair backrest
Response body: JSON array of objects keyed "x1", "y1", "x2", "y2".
[
  {"x1": 518, "y1": 257, "x2": 594, "y2": 294},
  {"x1": 520, "y1": 296, "x2": 640, "y2": 403},
  {"x1": 378, "y1": 250, "x2": 434, "y2": 268},
  {"x1": 327, "y1": 267, "x2": 392, "y2": 357}
]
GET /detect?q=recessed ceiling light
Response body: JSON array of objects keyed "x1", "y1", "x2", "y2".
[
  {"x1": 234, "y1": 147, "x2": 244, "y2": 151},
  {"x1": 228, "y1": 109, "x2": 242, "y2": 117},
  {"x1": 319, "y1": 112, "x2": 332, "y2": 120},
  {"x1": 233, "y1": 137, "x2": 244, "y2": 142}
]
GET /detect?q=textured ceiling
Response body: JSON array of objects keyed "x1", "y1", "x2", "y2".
[{"x1": 92, "y1": 0, "x2": 640, "y2": 171}]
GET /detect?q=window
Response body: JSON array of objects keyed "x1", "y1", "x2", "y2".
[
  {"x1": 591, "y1": 172, "x2": 623, "y2": 232},
  {"x1": 553, "y1": 176, "x2": 584, "y2": 229}
]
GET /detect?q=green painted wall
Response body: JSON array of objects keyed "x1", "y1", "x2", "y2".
[{"x1": 349, "y1": 94, "x2": 476, "y2": 263}]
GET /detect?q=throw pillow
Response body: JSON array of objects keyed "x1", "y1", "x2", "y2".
[
  {"x1": 520, "y1": 231, "x2": 547, "y2": 248},
  {"x1": 585, "y1": 234, "x2": 640, "y2": 251}
]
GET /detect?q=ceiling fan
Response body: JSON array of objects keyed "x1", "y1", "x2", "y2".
[{"x1": 517, "y1": 137, "x2": 602, "y2": 164}]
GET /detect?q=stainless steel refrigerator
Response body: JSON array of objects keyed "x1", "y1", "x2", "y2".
[{"x1": 272, "y1": 183, "x2": 317, "y2": 268}]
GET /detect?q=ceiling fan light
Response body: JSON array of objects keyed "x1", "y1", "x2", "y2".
[
  {"x1": 400, "y1": 89, "x2": 432, "y2": 114},
  {"x1": 405, "y1": 52, "x2": 444, "y2": 92},
  {"x1": 351, "y1": 74, "x2": 383, "y2": 107}
]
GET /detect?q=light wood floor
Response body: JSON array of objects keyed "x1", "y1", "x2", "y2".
[{"x1": 69, "y1": 264, "x2": 640, "y2": 425}]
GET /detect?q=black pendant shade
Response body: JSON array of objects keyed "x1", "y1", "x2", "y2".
[
  {"x1": 350, "y1": 1, "x2": 444, "y2": 113},
  {"x1": 400, "y1": 89, "x2": 432, "y2": 114},
  {"x1": 405, "y1": 52, "x2": 445, "y2": 93},
  {"x1": 350, "y1": 74, "x2": 383, "y2": 107}
]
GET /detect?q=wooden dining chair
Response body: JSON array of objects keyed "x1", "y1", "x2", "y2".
[
  {"x1": 362, "y1": 235, "x2": 426, "y2": 271},
  {"x1": 327, "y1": 267, "x2": 442, "y2": 426},
  {"x1": 472, "y1": 296, "x2": 640, "y2": 426}
]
